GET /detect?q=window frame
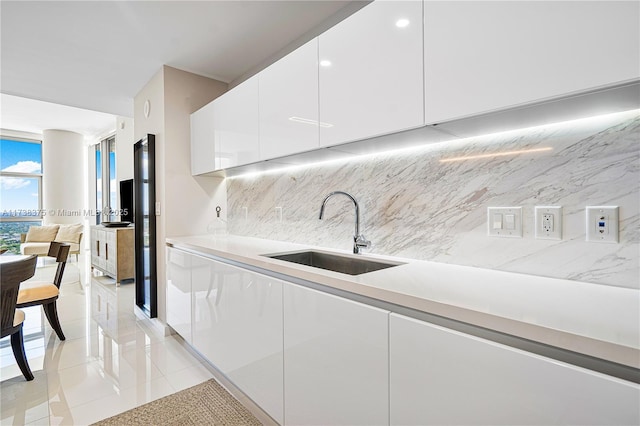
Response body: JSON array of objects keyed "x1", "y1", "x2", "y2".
[
  {"x1": 94, "y1": 134, "x2": 116, "y2": 224},
  {"x1": 0, "y1": 136, "x2": 43, "y2": 222}
]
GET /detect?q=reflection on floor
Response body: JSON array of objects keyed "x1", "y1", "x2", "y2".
[{"x1": 0, "y1": 253, "x2": 214, "y2": 425}]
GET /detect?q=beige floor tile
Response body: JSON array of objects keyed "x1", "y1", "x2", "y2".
[
  {"x1": 1, "y1": 253, "x2": 211, "y2": 424},
  {"x1": 163, "y1": 362, "x2": 214, "y2": 392}
]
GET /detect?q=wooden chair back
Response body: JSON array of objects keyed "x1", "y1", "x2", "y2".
[
  {"x1": 1, "y1": 255, "x2": 37, "y2": 337},
  {"x1": 48, "y1": 242, "x2": 70, "y2": 289}
]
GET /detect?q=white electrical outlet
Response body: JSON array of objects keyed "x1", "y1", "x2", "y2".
[
  {"x1": 586, "y1": 206, "x2": 619, "y2": 243},
  {"x1": 487, "y1": 207, "x2": 522, "y2": 238},
  {"x1": 535, "y1": 206, "x2": 562, "y2": 240}
]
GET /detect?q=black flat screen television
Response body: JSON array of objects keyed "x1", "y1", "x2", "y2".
[{"x1": 119, "y1": 179, "x2": 134, "y2": 223}]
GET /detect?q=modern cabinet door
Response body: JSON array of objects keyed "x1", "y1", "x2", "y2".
[
  {"x1": 166, "y1": 247, "x2": 192, "y2": 344},
  {"x1": 389, "y1": 313, "x2": 640, "y2": 425},
  {"x1": 259, "y1": 39, "x2": 319, "y2": 160},
  {"x1": 284, "y1": 283, "x2": 389, "y2": 425},
  {"x1": 319, "y1": 0, "x2": 424, "y2": 147},
  {"x1": 191, "y1": 255, "x2": 283, "y2": 424},
  {"x1": 213, "y1": 76, "x2": 259, "y2": 169},
  {"x1": 90, "y1": 228, "x2": 103, "y2": 270},
  {"x1": 190, "y1": 101, "x2": 216, "y2": 175},
  {"x1": 424, "y1": 1, "x2": 640, "y2": 124},
  {"x1": 105, "y1": 230, "x2": 116, "y2": 276}
]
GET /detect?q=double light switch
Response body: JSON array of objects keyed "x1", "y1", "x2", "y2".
[{"x1": 487, "y1": 207, "x2": 522, "y2": 238}]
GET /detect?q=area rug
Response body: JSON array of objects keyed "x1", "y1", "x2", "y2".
[{"x1": 91, "y1": 379, "x2": 262, "y2": 425}]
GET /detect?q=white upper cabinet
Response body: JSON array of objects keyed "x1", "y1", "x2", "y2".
[
  {"x1": 190, "y1": 101, "x2": 217, "y2": 175},
  {"x1": 318, "y1": 0, "x2": 424, "y2": 147},
  {"x1": 424, "y1": 1, "x2": 640, "y2": 124},
  {"x1": 259, "y1": 39, "x2": 319, "y2": 160},
  {"x1": 213, "y1": 76, "x2": 260, "y2": 169}
]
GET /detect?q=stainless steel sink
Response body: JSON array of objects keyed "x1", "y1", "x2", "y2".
[{"x1": 263, "y1": 250, "x2": 403, "y2": 276}]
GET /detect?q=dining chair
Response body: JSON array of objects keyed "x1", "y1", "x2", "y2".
[
  {"x1": 1, "y1": 254, "x2": 38, "y2": 381},
  {"x1": 17, "y1": 242, "x2": 70, "y2": 341}
]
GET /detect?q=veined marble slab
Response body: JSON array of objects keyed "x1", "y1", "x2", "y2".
[{"x1": 227, "y1": 110, "x2": 640, "y2": 289}]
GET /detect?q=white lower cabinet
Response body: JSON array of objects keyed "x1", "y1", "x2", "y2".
[
  {"x1": 283, "y1": 283, "x2": 389, "y2": 425},
  {"x1": 166, "y1": 247, "x2": 193, "y2": 344},
  {"x1": 166, "y1": 247, "x2": 639, "y2": 426},
  {"x1": 191, "y1": 255, "x2": 284, "y2": 424},
  {"x1": 389, "y1": 313, "x2": 640, "y2": 425}
]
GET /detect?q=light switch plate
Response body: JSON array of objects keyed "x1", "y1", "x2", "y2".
[
  {"x1": 535, "y1": 206, "x2": 562, "y2": 240},
  {"x1": 487, "y1": 207, "x2": 522, "y2": 238},
  {"x1": 586, "y1": 206, "x2": 619, "y2": 243}
]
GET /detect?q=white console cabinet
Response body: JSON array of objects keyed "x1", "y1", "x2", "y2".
[{"x1": 90, "y1": 225, "x2": 134, "y2": 282}]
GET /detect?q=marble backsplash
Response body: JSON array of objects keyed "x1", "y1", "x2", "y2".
[{"x1": 227, "y1": 110, "x2": 640, "y2": 289}]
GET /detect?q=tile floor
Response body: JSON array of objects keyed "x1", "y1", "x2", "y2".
[{"x1": 0, "y1": 254, "x2": 214, "y2": 425}]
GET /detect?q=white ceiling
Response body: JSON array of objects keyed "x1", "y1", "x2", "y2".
[
  {"x1": 0, "y1": 0, "x2": 362, "y2": 138},
  {"x1": 0, "y1": 93, "x2": 118, "y2": 142}
]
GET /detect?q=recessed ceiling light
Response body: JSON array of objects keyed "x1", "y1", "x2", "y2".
[
  {"x1": 320, "y1": 60, "x2": 332, "y2": 67},
  {"x1": 395, "y1": 19, "x2": 410, "y2": 28}
]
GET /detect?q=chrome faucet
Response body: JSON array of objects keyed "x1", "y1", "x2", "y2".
[{"x1": 319, "y1": 191, "x2": 371, "y2": 254}]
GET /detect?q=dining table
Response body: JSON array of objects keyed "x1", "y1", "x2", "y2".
[{"x1": 0, "y1": 254, "x2": 30, "y2": 265}]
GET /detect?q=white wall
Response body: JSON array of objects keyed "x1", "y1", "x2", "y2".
[
  {"x1": 134, "y1": 65, "x2": 227, "y2": 322},
  {"x1": 41, "y1": 129, "x2": 85, "y2": 225},
  {"x1": 163, "y1": 66, "x2": 228, "y2": 238},
  {"x1": 115, "y1": 116, "x2": 135, "y2": 182}
]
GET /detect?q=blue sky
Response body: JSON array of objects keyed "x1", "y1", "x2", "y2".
[{"x1": 0, "y1": 139, "x2": 42, "y2": 214}]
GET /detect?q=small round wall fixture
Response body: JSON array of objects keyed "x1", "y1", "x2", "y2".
[{"x1": 144, "y1": 100, "x2": 151, "y2": 118}]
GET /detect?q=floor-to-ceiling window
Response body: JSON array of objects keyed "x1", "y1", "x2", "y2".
[
  {"x1": 94, "y1": 135, "x2": 116, "y2": 224},
  {"x1": 0, "y1": 137, "x2": 43, "y2": 254}
]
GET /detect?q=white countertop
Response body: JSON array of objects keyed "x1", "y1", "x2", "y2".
[{"x1": 167, "y1": 234, "x2": 640, "y2": 369}]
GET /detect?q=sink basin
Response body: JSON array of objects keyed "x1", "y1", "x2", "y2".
[{"x1": 263, "y1": 250, "x2": 403, "y2": 276}]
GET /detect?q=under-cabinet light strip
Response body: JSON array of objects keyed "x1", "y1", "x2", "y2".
[
  {"x1": 227, "y1": 109, "x2": 639, "y2": 180},
  {"x1": 439, "y1": 147, "x2": 553, "y2": 163}
]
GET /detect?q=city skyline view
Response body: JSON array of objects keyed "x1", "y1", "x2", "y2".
[{"x1": 0, "y1": 138, "x2": 42, "y2": 215}]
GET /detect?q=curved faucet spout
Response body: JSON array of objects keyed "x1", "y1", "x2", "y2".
[
  {"x1": 319, "y1": 191, "x2": 360, "y2": 236},
  {"x1": 319, "y1": 191, "x2": 370, "y2": 254}
]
